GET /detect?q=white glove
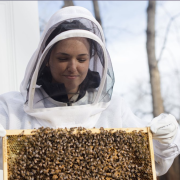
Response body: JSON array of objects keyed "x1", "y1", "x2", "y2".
[
  {"x1": 0, "y1": 123, "x2": 6, "y2": 137},
  {"x1": 150, "y1": 113, "x2": 179, "y2": 144}
]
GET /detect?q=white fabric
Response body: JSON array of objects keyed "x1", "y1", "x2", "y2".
[
  {"x1": 150, "y1": 113, "x2": 180, "y2": 175},
  {"x1": 150, "y1": 113, "x2": 179, "y2": 144},
  {"x1": 0, "y1": 6, "x2": 180, "y2": 177},
  {"x1": 153, "y1": 138, "x2": 180, "y2": 176},
  {"x1": 25, "y1": 88, "x2": 110, "y2": 128},
  {"x1": 0, "y1": 124, "x2": 5, "y2": 137}
]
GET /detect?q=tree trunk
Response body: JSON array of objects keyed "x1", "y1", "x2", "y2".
[
  {"x1": 62, "y1": 0, "x2": 74, "y2": 8},
  {"x1": 146, "y1": 1, "x2": 164, "y2": 117},
  {"x1": 92, "y1": 1, "x2": 102, "y2": 26},
  {"x1": 147, "y1": 2, "x2": 180, "y2": 180}
]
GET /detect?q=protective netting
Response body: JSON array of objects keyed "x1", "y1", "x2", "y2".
[
  {"x1": 40, "y1": 18, "x2": 104, "y2": 55},
  {"x1": 5, "y1": 128, "x2": 154, "y2": 180},
  {"x1": 27, "y1": 18, "x2": 114, "y2": 108}
]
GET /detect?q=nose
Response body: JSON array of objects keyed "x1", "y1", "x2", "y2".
[{"x1": 67, "y1": 59, "x2": 77, "y2": 73}]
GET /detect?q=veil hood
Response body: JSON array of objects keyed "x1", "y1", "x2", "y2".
[
  {"x1": 20, "y1": 6, "x2": 115, "y2": 128},
  {"x1": 20, "y1": 6, "x2": 105, "y2": 99}
]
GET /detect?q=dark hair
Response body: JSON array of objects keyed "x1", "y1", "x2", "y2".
[
  {"x1": 46, "y1": 20, "x2": 91, "y2": 47},
  {"x1": 45, "y1": 20, "x2": 95, "y2": 59}
]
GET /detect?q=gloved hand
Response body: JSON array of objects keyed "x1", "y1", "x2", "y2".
[
  {"x1": 0, "y1": 123, "x2": 6, "y2": 137},
  {"x1": 150, "y1": 113, "x2": 179, "y2": 144}
]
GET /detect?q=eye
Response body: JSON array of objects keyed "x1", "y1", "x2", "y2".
[
  {"x1": 78, "y1": 59, "x2": 87, "y2": 63},
  {"x1": 57, "y1": 58, "x2": 68, "y2": 62}
]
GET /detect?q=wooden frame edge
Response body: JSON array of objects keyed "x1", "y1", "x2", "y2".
[
  {"x1": 2, "y1": 136, "x2": 7, "y2": 180},
  {"x1": 4, "y1": 127, "x2": 155, "y2": 179},
  {"x1": 5, "y1": 127, "x2": 148, "y2": 135},
  {"x1": 148, "y1": 127, "x2": 156, "y2": 180}
]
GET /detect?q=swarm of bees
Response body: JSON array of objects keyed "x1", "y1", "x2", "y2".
[{"x1": 7, "y1": 127, "x2": 153, "y2": 180}]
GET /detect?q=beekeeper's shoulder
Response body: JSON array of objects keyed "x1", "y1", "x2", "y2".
[
  {"x1": 0, "y1": 91, "x2": 24, "y2": 110},
  {"x1": 108, "y1": 92, "x2": 137, "y2": 117}
]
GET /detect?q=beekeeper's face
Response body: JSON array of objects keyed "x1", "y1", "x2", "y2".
[{"x1": 49, "y1": 37, "x2": 90, "y2": 94}]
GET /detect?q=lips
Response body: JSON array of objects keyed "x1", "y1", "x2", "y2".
[{"x1": 63, "y1": 75, "x2": 79, "y2": 79}]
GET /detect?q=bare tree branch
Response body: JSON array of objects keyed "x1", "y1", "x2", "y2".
[{"x1": 157, "y1": 12, "x2": 180, "y2": 62}]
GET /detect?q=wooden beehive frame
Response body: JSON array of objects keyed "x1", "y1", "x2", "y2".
[{"x1": 2, "y1": 127, "x2": 156, "y2": 180}]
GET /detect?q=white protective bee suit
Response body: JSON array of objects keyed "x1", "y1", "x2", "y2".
[{"x1": 0, "y1": 6, "x2": 180, "y2": 176}]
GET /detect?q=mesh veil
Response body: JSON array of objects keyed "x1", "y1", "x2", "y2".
[{"x1": 27, "y1": 18, "x2": 114, "y2": 108}]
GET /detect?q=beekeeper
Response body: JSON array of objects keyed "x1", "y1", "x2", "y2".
[{"x1": 0, "y1": 6, "x2": 179, "y2": 176}]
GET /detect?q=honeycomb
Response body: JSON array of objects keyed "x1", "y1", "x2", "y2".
[{"x1": 3, "y1": 127, "x2": 156, "y2": 180}]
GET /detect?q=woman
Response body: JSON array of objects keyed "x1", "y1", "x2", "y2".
[{"x1": 0, "y1": 6, "x2": 179, "y2": 176}]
